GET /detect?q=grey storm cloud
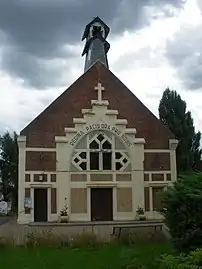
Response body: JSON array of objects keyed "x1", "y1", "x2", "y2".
[
  {"x1": 0, "y1": 0, "x2": 186, "y2": 88},
  {"x1": 166, "y1": 24, "x2": 202, "y2": 90}
]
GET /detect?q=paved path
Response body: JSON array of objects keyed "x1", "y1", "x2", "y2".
[{"x1": 0, "y1": 216, "x2": 12, "y2": 226}]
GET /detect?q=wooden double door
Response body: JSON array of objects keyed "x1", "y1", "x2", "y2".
[{"x1": 91, "y1": 188, "x2": 113, "y2": 221}]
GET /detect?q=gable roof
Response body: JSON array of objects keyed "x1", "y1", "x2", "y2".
[{"x1": 21, "y1": 61, "x2": 174, "y2": 149}]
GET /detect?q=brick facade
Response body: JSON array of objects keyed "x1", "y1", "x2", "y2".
[
  {"x1": 21, "y1": 62, "x2": 174, "y2": 159},
  {"x1": 25, "y1": 151, "x2": 56, "y2": 171},
  {"x1": 144, "y1": 152, "x2": 170, "y2": 171}
]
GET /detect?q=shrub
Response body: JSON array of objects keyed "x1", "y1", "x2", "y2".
[
  {"x1": 162, "y1": 172, "x2": 202, "y2": 252},
  {"x1": 158, "y1": 248, "x2": 202, "y2": 269}
]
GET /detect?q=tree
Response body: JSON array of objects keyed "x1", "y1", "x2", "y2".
[
  {"x1": 0, "y1": 131, "x2": 18, "y2": 209},
  {"x1": 162, "y1": 173, "x2": 202, "y2": 253},
  {"x1": 159, "y1": 88, "x2": 202, "y2": 172}
]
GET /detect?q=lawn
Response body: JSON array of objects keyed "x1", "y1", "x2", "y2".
[{"x1": 0, "y1": 243, "x2": 171, "y2": 269}]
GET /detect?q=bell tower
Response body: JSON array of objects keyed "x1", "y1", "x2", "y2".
[{"x1": 82, "y1": 17, "x2": 110, "y2": 72}]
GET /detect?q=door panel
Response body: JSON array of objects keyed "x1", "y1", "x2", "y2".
[
  {"x1": 34, "y1": 189, "x2": 47, "y2": 222},
  {"x1": 91, "y1": 188, "x2": 113, "y2": 221}
]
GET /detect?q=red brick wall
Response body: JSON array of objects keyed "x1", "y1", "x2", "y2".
[
  {"x1": 25, "y1": 151, "x2": 56, "y2": 171},
  {"x1": 144, "y1": 153, "x2": 170, "y2": 171}
]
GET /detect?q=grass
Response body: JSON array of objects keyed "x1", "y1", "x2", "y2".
[{"x1": 0, "y1": 243, "x2": 171, "y2": 269}]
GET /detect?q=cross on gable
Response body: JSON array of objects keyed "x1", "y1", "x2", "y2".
[{"x1": 95, "y1": 82, "x2": 104, "y2": 102}]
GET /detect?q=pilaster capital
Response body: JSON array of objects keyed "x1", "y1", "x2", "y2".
[
  {"x1": 169, "y1": 139, "x2": 178, "y2": 150},
  {"x1": 17, "y1": 136, "x2": 26, "y2": 148}
]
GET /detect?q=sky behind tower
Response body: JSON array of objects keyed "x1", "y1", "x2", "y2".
[{"x1": 0, "y1": 0, "x2": 201, "y2": 134}]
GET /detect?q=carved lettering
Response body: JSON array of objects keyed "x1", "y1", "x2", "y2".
[{"x1": 69, "y1": 124, "x2": 132, "y2": 148}]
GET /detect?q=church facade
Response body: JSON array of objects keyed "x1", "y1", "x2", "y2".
[{"x1": 17, "y1": 17, "x2": 178, "y2": 224}]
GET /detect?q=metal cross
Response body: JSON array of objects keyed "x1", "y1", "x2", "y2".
[{"x1": 95, "y1": 82, "x2": 104, "y2": 102}]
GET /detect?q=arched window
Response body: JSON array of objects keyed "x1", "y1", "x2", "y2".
[{"x1": 71, "y1": 131, "x2": 131, "y2": 172}]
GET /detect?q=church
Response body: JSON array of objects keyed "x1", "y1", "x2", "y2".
[{"x1": 17, "y1": 17, "x2": 178, "y2": 224}]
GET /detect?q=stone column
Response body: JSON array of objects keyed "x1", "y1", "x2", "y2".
[
  {"x1": 55, "y1": 136, "x2": 70, "y2": 219},
  {"x1": 131, "y1": 138, "x2": 145, "y2": 215},
  {"x1": 17, "y1": 136, "x2": 26, "y2": 224}
]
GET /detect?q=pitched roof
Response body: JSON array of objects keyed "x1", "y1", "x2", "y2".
[{"x1": 21, "y1": 61, "x2": 174, "y2": 149}]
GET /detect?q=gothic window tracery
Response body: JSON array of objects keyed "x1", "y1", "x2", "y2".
[{"x1": 71, "y1": 131, "x2": 130, "y2": 172}]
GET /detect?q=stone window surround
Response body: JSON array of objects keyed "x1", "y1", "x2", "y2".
[{"x1": 71, "y1": 131, "x2": 130, "y2": 172}]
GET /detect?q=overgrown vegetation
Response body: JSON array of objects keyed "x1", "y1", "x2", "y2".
[
  {"x1": 25, "y1": 230, "x2": 103, "y2": 248},
  {"x1": 0, "y1": 131, "x2": 18, "y2": 211},
  {"x1": 0, "y1": 229, "x2": 171, "y2": 268},
  {"x1": 0, "y1": 233, "x2": 171, "y2": 269},
  {"x1": 162, "y1": 172, "x2": 202, "y2": 253},
  {"x1": 158, "y1": 248, "x2": 202, "y2": 269},
  {"x1": 159, "y1": 88, "x2": 202, "y2": 172},
  {"x1": 2, "y1": 230, "x2": 202, "y2": 268}
]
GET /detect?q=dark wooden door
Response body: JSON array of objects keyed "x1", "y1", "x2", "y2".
[
  {"x1": 91, "y1": 188, "x2": 113, "y2": 221},
  {"x1": 34, "y1": 189, "x2": 47, "y2": 222}
]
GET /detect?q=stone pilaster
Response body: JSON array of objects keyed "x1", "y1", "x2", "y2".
[
  {"x1": 17, "y1": 136, "x2": 26, "y2": 224},
  {"x1": 169, "y1": 139, "x2": 178, "y2": 181}
]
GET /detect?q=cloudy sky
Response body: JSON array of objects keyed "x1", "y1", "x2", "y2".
[{"x1": 0, "y1": 0, "x2": 201, "y2": 134}]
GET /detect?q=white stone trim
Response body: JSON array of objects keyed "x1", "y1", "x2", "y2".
[
  {"x1": 144, "y1": 171, "x2": 171, "y2": 174},
  {"x1": 55, "y1": 136, "x2": 68, "y2": 143},
  {"x1": 169, "y1": 139, "x2": 178, "y2": 182},
  {"x1": 105, "y1": 110, "x2": 119, "y2": 115},
  {"x1": 30, "y1": 184, "x2": 52, "y2": 188},
  {"x1": 91, "y1": 100, "x2": 109, "y2": 106},
  {"x1": 73, "y1": 118, "x2": 86, "y2": 124},
  {"x1": 125, "y1": 128, "x2": 137, "y2": 135},
  {"x1": 64, "y1": 127, "x2": 77, "y2": 133},
  {"x1": 149, "y1": 187, "x2": 153, "y2": 211},
  {"x1": 144, "y1": 149, "x2": 171, "y2": 153},
  {"x1": 116, "y1": 119, "x2": 128, "y2": 125},
  {"x1": 134, "y1": 138, "x2": 145, "y2": 144},
  {"x1": 169, "y1": 139, "x2": 178, "y2": 150},
  {"x1": 86, "y1": 182, "x2": 117, "y2": 187},
  {"x1": 145, "y1": 182, "x2": 168, "y2": 187},
  {"x1": 17, "y1": 136, "x2": 26, "y2": 224},
  {"x1": 25, "y1": 171, "x2": 57, "y2": 174},
  {"x1": 82, "y1": 109, "x2": 95, "y2": 115},
  {"x1": 17, "y1": 135, "x2": 26, "y2": 145},
  {"x1": 25, "y1": 148, "x2": 56, "y2": 152}
]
